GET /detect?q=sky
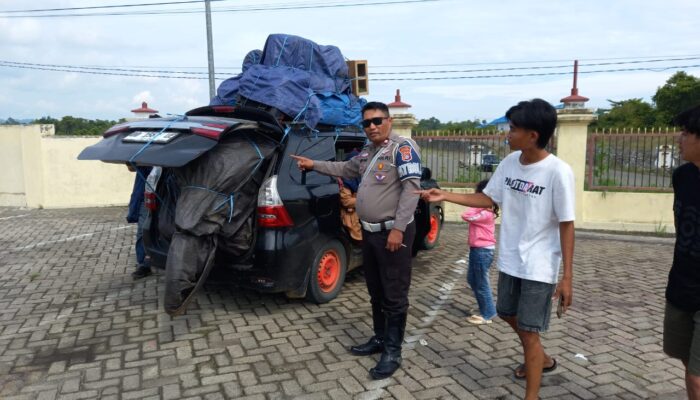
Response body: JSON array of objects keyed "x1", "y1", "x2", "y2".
[{"x1": 1, "y1": 0, "x2": 699, "y2": 123}]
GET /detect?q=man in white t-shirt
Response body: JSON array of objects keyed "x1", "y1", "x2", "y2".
[{"x1": 419, "y1": 98, "x2": 575, "y2": 400}]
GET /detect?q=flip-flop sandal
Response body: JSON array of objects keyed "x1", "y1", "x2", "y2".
[{"x1": 514, "y1": 358, "x2": 557, "y2": 380}]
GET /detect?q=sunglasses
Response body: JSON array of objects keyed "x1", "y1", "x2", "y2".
[{"x1": 361, "y1": 117, "x2": 389, "y2": 128}]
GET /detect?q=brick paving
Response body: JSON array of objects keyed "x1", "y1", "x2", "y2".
[{"x1": 0, "y1": 206, "x2": 688, "y2": 399}]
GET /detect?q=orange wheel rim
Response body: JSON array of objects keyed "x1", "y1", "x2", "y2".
[
  {"x1": 427, "y1": 215, "x2": 439, "y2": 243},
  {"x1": 317, "y1": 250, "x2": 340, "y2": 293}
]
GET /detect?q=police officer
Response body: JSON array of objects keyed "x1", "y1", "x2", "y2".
[{"x1": 291, "y1": 101, "x2": 421, "y2": 380}]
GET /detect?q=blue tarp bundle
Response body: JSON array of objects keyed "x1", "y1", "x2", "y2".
[
  {"x1": 210, "y1": 49, "x2": 262, "y2": 106},
  {"x1": 210, "y1": 34, "x2": 365, "y2": 129}
]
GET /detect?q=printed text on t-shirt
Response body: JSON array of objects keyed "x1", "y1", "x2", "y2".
[{"x1": 504, "y1": 177, "x2": 546, "y2": 196}]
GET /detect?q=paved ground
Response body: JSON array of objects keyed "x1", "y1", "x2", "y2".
[{"x1": 0, "y1": 206, "x2": 688, "y2": 399}]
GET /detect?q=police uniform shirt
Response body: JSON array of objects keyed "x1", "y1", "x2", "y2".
[{"x1": 313, "y1": 133, "x2": 422, "y2": 232}]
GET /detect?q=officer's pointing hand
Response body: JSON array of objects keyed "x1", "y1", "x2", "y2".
[{"x1": 289, "y1": 155, "x2": 314, "y2": 171}]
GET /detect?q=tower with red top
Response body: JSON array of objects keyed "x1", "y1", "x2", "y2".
[
  {"x1": 387, "y1": 89, "x2": 416, "y2": 138},
  {"x1": 130, "y1": 102, "x2": 159, "y2": 119}
]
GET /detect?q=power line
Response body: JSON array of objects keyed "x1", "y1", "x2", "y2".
[
  {"x1": 0, "y1": 0, "x2": 445, "y2": 18},
  {"x1": 1, "y1": 59, "x2": 697, "y2": 81},
  {"x1": 371, "y1": 57, "x2": 700, "y2": 75},
  {"x1": 0, "y1": 0, "x2": 229, "y2": 13},
  {"x1": 372, "y1": 65, "x2": 700, "y2": 81},
  {"x1": 61, "y1": 53, "x2": 700, "y2": 71},
  {"x1": 372, "y1": 54, "x2": 700, "y2": 69},
  {"x1": 2, "y1": 56, "x2": 698, "y2": 79}
]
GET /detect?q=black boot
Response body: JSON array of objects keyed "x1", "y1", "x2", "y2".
[
  {"x1": 370, "y1": 313, "x2": 407, "y2": 380},
  {"x1": 350, "y1": 304, "x2": 385, "y2": 356}
]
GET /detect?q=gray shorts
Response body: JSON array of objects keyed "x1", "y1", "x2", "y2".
[
  {"x1": 664, "y1": 301, "x2": 700, "y2": 375},
  {"x1": 496, "y1": 272, "x2": 556, "y2": 333}
]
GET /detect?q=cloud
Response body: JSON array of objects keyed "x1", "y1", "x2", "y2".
[
  {"x1": 132, "y1": 91, "x2": 154, "y2": 106},
  {"x1": 2, "y1": 0, "x2": 700, "y2": 122}
]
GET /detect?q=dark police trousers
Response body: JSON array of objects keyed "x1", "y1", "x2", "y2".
[
  {"x1": 359, "y1": 221, "x2": 416, "y2": 379},
  {"x1": 362, "y1": 220, "x2": 416, "y2": 318}
]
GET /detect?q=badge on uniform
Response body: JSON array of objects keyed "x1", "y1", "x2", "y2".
[
  {"x1": 375, "y1": 173, "x2": 386, "y2": 182},
  {"x1": 399, "y1": 145, "x2": 413, "y2": 161},
  {"x1": 377, "y1": 162, "x2": 384, "y2": 170}
]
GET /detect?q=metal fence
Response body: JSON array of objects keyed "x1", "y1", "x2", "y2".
[
  {"x1": 413, "y1": 130, "x2": 557, "y2": 186},
  {"x1": 586, "y1": 128, "x2": 680, "y2": 192}
]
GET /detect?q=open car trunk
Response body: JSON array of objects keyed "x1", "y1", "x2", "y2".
[{"x1": 78, "y1": 106, "x2": 284, "y2": 315}]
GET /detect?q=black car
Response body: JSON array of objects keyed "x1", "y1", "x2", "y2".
[
  {"x1": 79, "y1": 105, "x2": 443, "y2": 310},
  {"x1": 481, "y1": 154, "x2": 500, "y2": 172}
]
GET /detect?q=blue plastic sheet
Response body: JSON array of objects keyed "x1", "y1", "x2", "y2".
[
  {"x1": 213, "y1": 34, "x2": 365, "y2": 129},
  {"x1": 210, "y1": 49, "x2": 262, "y2": 106}
]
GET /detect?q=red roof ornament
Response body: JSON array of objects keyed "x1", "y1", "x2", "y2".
[
  {"x1": 131, "y1": 101, "x2": 158, "y2": 113},
  {"x1": 387, "y1": 89, "x2": 411, "y2": 108},
  {"x1": 560, "y1": 60, "x2": 589, "y2": 105}
]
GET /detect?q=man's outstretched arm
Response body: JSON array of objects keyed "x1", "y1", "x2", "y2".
[{"x1": 417, "y1": 188, "x2": 495, "y2": 209}]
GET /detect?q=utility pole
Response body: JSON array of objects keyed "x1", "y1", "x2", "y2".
[{"x1": 205, "y1": 0, "x2": 215, "y2": 99}]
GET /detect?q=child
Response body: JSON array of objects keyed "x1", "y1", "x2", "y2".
[{"x1": 461, "y1": 179, "x2": 498, "y2": 325}]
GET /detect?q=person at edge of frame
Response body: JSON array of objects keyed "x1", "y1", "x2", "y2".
[{"x1": 663, "y1": 103, "x2": 700, "y2": 400}]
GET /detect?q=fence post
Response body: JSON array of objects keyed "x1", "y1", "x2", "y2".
[{"x1": 556, "y1": 108, "x2": 596, "y2": 223}]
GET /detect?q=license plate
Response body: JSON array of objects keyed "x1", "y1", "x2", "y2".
[{"x1": 123, "y1": 130, "x2": 180, "y2": 144}]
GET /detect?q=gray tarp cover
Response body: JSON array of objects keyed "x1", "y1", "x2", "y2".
[{"x1": 163, "y1": 124, "x2": 277, "y2": 314}]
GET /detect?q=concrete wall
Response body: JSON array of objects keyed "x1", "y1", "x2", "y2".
[
  {"x1": 1, "y1": 119, "x2": 675, "y2": 233},
  {"x1": 0, "y1": 125, "x2": 133, "y2": 208}
]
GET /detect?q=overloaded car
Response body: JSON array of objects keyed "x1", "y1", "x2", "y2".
[{"x1": 79, "y1": 105, "x2": 444, "y2": 315}]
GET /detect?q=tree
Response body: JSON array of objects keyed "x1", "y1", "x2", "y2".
[
  {"x1": 415, "y1": 117, "x2": 485, "y2": 133},
  {"x1": 416, "y1": 117, "x2": 442, "y2": 131},
  {"x1": 34, "y1": 116, "x2": 124, "y2": 136},
  {"x1": 652, "y1": 71, "x2": 700, "y2": 125},
  {"x1": 0, "y1": 117, "x2": 21, "y2": 125},
  {"x1": 593, "y1": 99, "x2": 658, "y2": 129}
]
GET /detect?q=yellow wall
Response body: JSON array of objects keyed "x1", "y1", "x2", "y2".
[
  {"x1": 0, "y1": 125, "x2": 133, "y2": 208},
  {"x1": 581, "y1": 191, "x2": 673, "y2": 233},
  {"x1": 40, "y1": 137, "x2": 134, "y2": 208},
  {"x1": 1, "y1": 121, "x2": 676, "y2": 233},
  {"x1": 0, "y1": 126, "x2": 29, "y2": 206}
]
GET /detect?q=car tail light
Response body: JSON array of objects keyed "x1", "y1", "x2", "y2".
[
  {"x1": 144, "y1": 192, "x2": 157, "y2": 211},
  {"x1": 103, "y1": 124, "x2": 130, "y2": 138},
  {"x1": 212, "y1": 106, "x2": 236, "y2": 113},
  {"x1": 191, "y1": 123, "x2": 227, "y2": 140},
  {"x1": 144, "y1": 167, "x2": 162, "y2": 212},
  {"x1": 257, "y1": 176, "x2": 293, "y2": 228}
]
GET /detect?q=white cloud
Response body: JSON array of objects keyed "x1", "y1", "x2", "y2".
[
  {"x1": 132, "y1": 91, "x2": 154, "y2": 106},
  {"x1": 1, "y1": 0, "x2": 699, "y2": 121}
]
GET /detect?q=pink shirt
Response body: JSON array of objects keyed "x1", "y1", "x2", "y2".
[{"x1": 461, "y1": 208, "x2": 496, "y2": 248}]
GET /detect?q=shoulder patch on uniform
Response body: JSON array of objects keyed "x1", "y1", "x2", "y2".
[
  {"x1": 394, "y1": 141, "x2": 421, "y2": 180},
  {"x1": 398, "y1": 145, "x2": 413, "y2": 161}
]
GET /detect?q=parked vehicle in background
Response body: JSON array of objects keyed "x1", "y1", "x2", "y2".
[{"x1": 481, "y1": 154, "x2": 500, "y2": 172}]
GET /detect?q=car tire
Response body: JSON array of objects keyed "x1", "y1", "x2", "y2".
[
  {"x1": 422, "y1": 207, "x2": 442, "y2": 250},
  {"x1": 306, "y1": 240, "x2": 347, "y2": 304}
]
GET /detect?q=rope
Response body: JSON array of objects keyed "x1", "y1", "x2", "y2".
[
  {"x1": 128, "y1": 115, "x2": 186, "y2": 202},
  {"x1": 274, "y1": 35, "x2": 289, "y2": 67},
  {"x1": 182, "y1": 135, "x2": 266, "y2": 224}
]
